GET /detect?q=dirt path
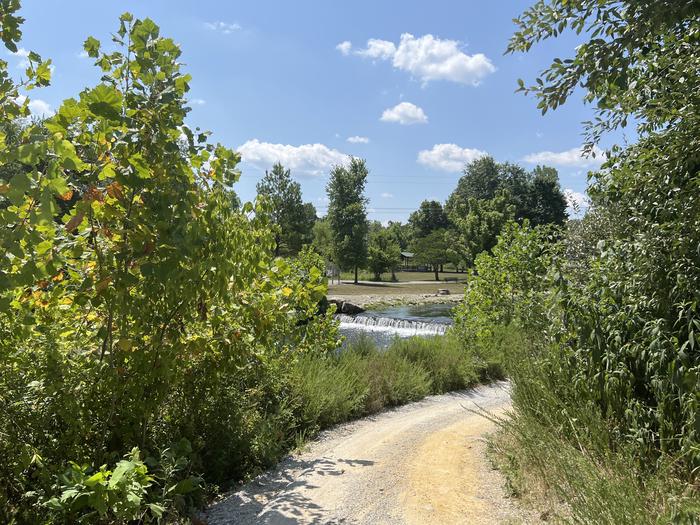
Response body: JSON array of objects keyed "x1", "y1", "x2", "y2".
[{"x1": 206, "y1": 382, "x2": 535, "y2": 524}]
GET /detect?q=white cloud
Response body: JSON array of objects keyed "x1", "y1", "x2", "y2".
[
  {"x1": 16, "y1": 95, "x2": 53, "y2": 117},
  {"x1": 341, "y1": 33, "x2": 496, "y2": 86},
  {"x1": 77, "y1": 50, "x2": 89, "y2": 59},
  {"x1": 238, "y1": 139, "x2": 347, "y2": 176},
  {"x1": 336, "y1": 41, "x2": 352, "y2": 56},
  {"x1": 204, "y1": 21, "x2": 241, "y2": 34},
  {"x1": 347, "y1": 135, "x2": 369, "y2": 144},
  {"x1": 417, "y1": 143, "x2": 487, "y2": 172},
  {"x1": 380, "y1": 192, "x2": 394, "y2": 199},
  {"x1": 564, "y1": 189, "x2": 590, "y2": 216},
  {"x1": 380, "y1": 102, "x2": 427, "y2": 125},
  {"x1": 522, "y1": 146, "x2": 604, "y2": 168},
  {"x1": 356, "y1": 38, "x2": 396, "y2": 60},
  {"x1": 189, "y1": 98, "x2": 206, "y2": 105},
  {"x1": 10, "y1": 47, "x2": 30, "y2": 69},
  {"x1": 28, "y1": 99, "x2": 53, "y2": 116}
]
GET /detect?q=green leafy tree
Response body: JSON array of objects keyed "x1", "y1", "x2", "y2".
[
  {"x1": 311, "y1": 217, "x2": 333, "y2": 261},
  {"x1": 256, "y1": 162, "x2": 316, "y2": 256},
  {"x1": 385, "y1": 220, "x2": 411, "y2": 251},
  {"x1": 326, "y1": 157, "x2": 369, "y2": 284},
  {"x1": 367, "y1": 222, "x2": 402, "y2": 280},
  {"x1": 504, "y1": 0, "x2": 700, "y2": 476},
  {"x1": 527, "y1": 165, "x2": 567, "y2": 226},
  {"x1": 451, "y1": 192, "x2": 515, "y2": 267},
  {"x1": 411, "y1": 229, "x2": 450, "y2": 281},
  {"x1": 408, "y1": 200, "x2": 450, "y2": 238}
]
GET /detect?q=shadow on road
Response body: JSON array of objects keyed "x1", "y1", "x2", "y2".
[{"x1": 206, "y1": 455, "x2": 375, "y2": 524}]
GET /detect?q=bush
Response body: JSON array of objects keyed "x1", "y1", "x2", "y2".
[{"x1": 0, "y1": 12, "x2": 337, "y2": 522}]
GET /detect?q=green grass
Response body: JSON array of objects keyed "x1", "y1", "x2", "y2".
[
  {"x1": 289, "y1": 332, "x2": 498, "y2": 438},
  {"x1": 486, "y1": 327, "x2": 700, "y2": 524},
  {"x1": 337, "y1": 269, "x2": 468, "y2": 283},
  {"x1": 328, "y1": 281, "x2": 466, "y2": 297}
]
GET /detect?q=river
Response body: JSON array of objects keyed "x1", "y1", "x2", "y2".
[{"x1": 337, "y1": 303, "x2": 454, "y2": 347}]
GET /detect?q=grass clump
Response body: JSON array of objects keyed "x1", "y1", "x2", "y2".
[{"x1": 289, "y1": 332, "x2": 494, "y2": 438}]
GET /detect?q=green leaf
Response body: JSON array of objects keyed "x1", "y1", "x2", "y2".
[
  {"x1": 128, "y1": 153, "x2": 150, "y2": 179},
  {"x1": 109, "y1": 460, "x2": 133, "y2": 488},
  {"x1": 83, "y1": 84, "x2": 123, "y2": 121},
  {"x1": 83, "y1": 36, "x2": 101, "y2": 58},
  {"x1": 147, "y1": 503, "x2": 165, "y2": 518},
  {"x1": 16, "y1": 142, "x2": 47, "y2": 165}
]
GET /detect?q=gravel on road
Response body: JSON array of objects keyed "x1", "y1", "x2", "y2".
[{"x1": 205, "y1": 382, "x2": 537, "y2": 525}]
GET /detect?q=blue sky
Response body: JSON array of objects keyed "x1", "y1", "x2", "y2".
[{"x1": 12, "y1": 1, "x2": 625, "y2": 222}]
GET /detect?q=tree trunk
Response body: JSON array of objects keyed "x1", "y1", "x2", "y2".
[
  {"x1": 434, "y1": 265, "x2": 439, "y2": 281},
  {"x1": 354, "y1": 266, "x2": 358, "y2": 284},
  {"x1": 391, "y1": 268, "x2": 396, "y2": 282}
]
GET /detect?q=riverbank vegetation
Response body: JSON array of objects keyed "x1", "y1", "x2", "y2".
[{"x1": 451, "y1": 1, "x2": 700, "y2": 521}]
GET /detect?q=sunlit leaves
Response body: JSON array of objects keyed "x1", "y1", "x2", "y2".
[
  {"x1": 83, "y1": 36, "x2": 100, "y2": 58},
  {"x1": 83, "y1": 84, "x2": 123, "y2": 121}
]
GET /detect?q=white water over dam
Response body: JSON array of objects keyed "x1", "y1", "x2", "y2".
[
  {"x1": 335, "y1": 303, "x2": 455, "y2": 346},
  {"x1": 336, "y1": 314, "x2": 449, "y2": 337}
]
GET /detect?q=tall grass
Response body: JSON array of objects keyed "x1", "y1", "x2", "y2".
[
  {"x1": 289, "y1": 332, "x2": 496, "y2": 439},
  {"x1": 488, "y1": 328, "x2": 700, "y2": 524}
]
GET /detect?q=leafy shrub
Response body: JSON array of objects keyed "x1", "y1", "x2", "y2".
[{"x1": 0, "y1": 10, "x2": 337, "y2": 522}]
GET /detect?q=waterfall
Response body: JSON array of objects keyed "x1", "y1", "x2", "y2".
[{"x1": 336, "y1": 313, "x2": 449, "y2": 337}]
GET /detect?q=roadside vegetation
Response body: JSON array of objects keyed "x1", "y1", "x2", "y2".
[
  {"x1": 451, "y1": 1, "x2": 700, "y2": 522},
  {"x1": 0, "y1": 7, "x2": 499, "y2": 523}
]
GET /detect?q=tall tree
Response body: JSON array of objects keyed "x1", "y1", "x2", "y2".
[
  {"x1": 311, "y1": 218, "x2": 333, "y2": 262},
  {"x1": 367, "y1": 222, "x2": 402, "y2": 281},
  {"x1": 528, "y1": 165, "x2": 567, "y2": 226},
  {"x1": 411, "y1": 229, "x2": 450, "y2": 281},
  {"x1": 326, "y1": 157, "x2": 369, "y2": 284},
  {"x1": 385, "y1": 220, "x2": 411, "y2": 251},
  {"x1": 408, "y1": 200, "x2": 450, "y2": 238},
  {"x1": 256, "y1": 162, "x2": 316, "y2": 256}
]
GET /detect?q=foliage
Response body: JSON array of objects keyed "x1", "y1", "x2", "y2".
[
  {"x1": 256, "y1": 162, "x2": 316, "y2": 256},
  {"x1": 366, "y1": 221, "x2": 402, "y2": 280},
  {"x1": 311, "y1": 217, "x2": 333, "y2": 262},
  {"x1": 0, "y1": 11, "x2": 337, "y2": 523},
  {"x1": 445, "y1": 156, "x2": 567, "y2": 268},
  {"x1": 453, "y1": 222, "x2": 556, "y2": 354},
  {"x1": 410, "y1": 229, "x2": 450, "y2": 280},
  {"x1": 408, "y1": 200, "x2": 450, "y2": 238},
  {"x1": 456, "y1": 0, "x2": 700, "y2": 506},
  {"x1": 507, "y1": 0, "x2": 700, "y2": 149},
  {"x1": 326, "y1": 157, "x2": 369, "y2": 282},
  {"x1": 448, "y1": 191, "x2": 515, "y2": 267},
  {"x1": 290, "y1": 332, "x2": 499, "y2": 436}
]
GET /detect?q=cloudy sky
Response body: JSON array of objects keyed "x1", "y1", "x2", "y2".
[{"x1": 13, "y1": 0, "x2": 624, "y2": 221}]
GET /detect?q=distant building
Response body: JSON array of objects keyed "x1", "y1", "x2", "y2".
[{"x1": 401, "y1": 251, "x2": 415, "y2": 269}]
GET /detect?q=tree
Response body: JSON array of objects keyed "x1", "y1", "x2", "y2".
[
  {"x1": 256, "y1": 162, "x2": 316, "y2": 256},
  {"x1": 0, "y1": 11, "x2": 337, "y2": 521},
  {"x1": 326, "y1": 157, "x2": 369, "y2": 284},
  {"x1": 446, "y1": 157, "x2": 501, "y2": 215},
  {"x1": 506, "y1": 0, "x2": 700, "y2": 470},
  {"x1": 451, "y1": 192, "x2": 515, "y2": 267},
  {"x1": 411, "y1": 229, "x2": 450, "y2": 281},
  {"x1": 367, "y1": 222, "x2": 402, "y2": 281},
  {"x1": 528, "y1": 165, "x2": 567, "y2": 226},
  {"x1": 408, "y1": 200, "x2": 450, "y2": 238},
  {"x1": 385, "y1": 220, "x2": 411, "y2": 251},
  {"x1": 311, "y1": 217, "x2": 333, "y2": 261}
]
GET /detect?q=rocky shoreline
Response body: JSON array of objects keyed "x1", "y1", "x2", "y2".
[{"x1": 328, "y1": 292, "x2": 464, "y2": 311}]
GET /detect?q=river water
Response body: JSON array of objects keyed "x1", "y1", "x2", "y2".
[{"x1": 337, "y1": 303, "x2": 454, "y2": 347}]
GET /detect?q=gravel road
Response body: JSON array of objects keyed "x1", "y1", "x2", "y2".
[{"x1": 206, "y1": 382, "x2": 535, "y2": 524}]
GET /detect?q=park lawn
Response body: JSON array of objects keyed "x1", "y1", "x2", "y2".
[
  {"x1": 337, "y1": 270, "x2": 468, "y2": 283},
  {"x1": 328, "y1": 280, "x2": 466, "y2": 296}
]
